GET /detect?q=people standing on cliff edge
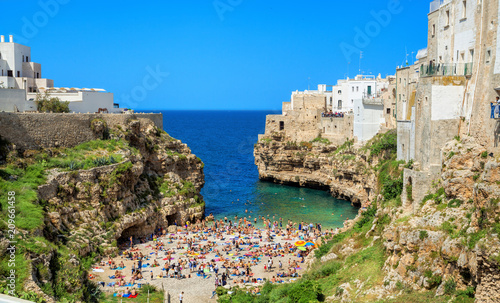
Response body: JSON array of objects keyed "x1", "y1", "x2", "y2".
[{"x1": 492, "y1": 96, "x2": 500, "y2": 118}]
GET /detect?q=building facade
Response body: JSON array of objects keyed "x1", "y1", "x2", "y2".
[{"x1": 0, "y1": 35, "x2": 122, "y2": 113}]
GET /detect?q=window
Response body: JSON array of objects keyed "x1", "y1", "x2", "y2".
[
  {"x1": 17, "y1": 71, "x2": 20, "y2": 77},
  {"x1": 469, "y1": 49, "x2": 474, "y2": 62},
  {"x1": 329, "y1": 97, "x2": 332, "y2": 105},
  {"x1": 26, "y1": 56, "x2": 29, "y2": 62},
  {"x1": 37, "y1": 72, "x2": 40, "y2": 78},
  {"x1": 7, "y1": 70, "x2": 12, "y2": 77},
  {"x1": 386, "y1": 108, "x2": 391, "y2": 114},
  {"x1": 338, "y1": 90, "x2": 341, "y2": 94},
  {"x1": 338, "y1": 100, "x2": 342, "y2": 109},
  {"x1": 22, "y1": 55, "x2": 25, "y2": 62},
  {"x1": 352, "y1": 87, "x2": 354, "y2": 92},
  {"x1": 462, "y1": 1, "x2": 466, "y2": 19},
  {"x1": 399, "y1": 94, "x2": 401, "y2": 101},
  {"x1": 356, "y1": 86, "x2": 359, "y2": 92},
  {"x1": 432, "y1": 24, "x2": 436, "y2": 37},
  {"x1": 279, "y1": 121, "x2": 284, "y2": 131},
  {"x1": 446, "y1": 10, "x2": 450, "y2": 26},
  {"x1": 486, "y1": 49, "x2": 492, "y2": 64}
]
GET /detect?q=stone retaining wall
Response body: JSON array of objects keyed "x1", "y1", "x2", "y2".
[{"x1": 0, "y1": 112, "x2": 163, "y2": 150}]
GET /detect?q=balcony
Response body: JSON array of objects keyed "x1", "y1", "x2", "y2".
[
  {"x1": 420, "y1": 62, "x2": 473, "y2": 78},
  {"x1": 362, "y1": 92, "x2": 384, "y2": 106}
]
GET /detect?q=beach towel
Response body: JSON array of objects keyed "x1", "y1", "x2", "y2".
[
  {"x1": 141, "y1": 264, "x2": 150, "y2": 268},
  {"x1": 125, "y1": 283, "x2": 134, "y2": 287},
  {"x1": 129, "y1": 294, "x2": 138, "y2": 298},
  {"x1": 107, "y1": 282, "x2": 116, "y2": 287},
  {"x1": 122, "y1": 294, "x2": 130, "y2": 298},
  {"x1": 92, "y1": 268, "x2": 104, "y2": 272},
  {"x1": 116, "y1": 266, "x2": 126, "y2": 270},
  {"x1": 108, "y1": 275, "x2": 115, "y2": 279}
]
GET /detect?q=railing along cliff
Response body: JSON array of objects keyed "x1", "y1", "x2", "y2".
[{"x1": 420, "y1": 63, "x2": 473, "y2": 77}]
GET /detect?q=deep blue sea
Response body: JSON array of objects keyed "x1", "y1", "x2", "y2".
[{"x1": 159, "y1": 110, "x2": 358, "y2": 229}]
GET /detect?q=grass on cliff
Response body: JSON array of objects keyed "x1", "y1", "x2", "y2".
[
  {"x1": 363, "y1": 129, "x2": 397, "y2": 159},
  {"x1": 0, "y1": 138, "x2": 136, "y2": 300},
  {"x1": 0, "y1": 139, "x2": 132, "y2": 231}
]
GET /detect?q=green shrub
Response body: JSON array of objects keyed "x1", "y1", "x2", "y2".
[
  {"x1": 456, "y1": 286, "x2": 475, "y2": 298},
  {"x1": 367, "y1": 130, "x2": 397, "y2": 158},
  {"x1": 35, "y1": 92, "x2": 70, "y2": 113},
  {"x1": 356, "y1": 206, "x2": 377, "y2": 230},
  {"x1": 481, "y1": 151, "x2": 488, "y2": 159},
  {"x1": 311, "y1": 135, "x2": 331, "y2": 145},
  {"x1": 382, "y1": 174, "x2": 403, "y2": 201},
  {"x1": 419, "y1": 230, "x2": 429, "y2": 240},
  {"x1": 444, "y1": 278, "x2": 456, "y2": 295},
  {"x1": 406, "y1": 184, "x2": 413, "y2": 202},
  {"x1": 448, "y1": 199, "x2": 463, "y2": 208}
]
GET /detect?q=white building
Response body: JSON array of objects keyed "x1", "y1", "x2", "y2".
[
  {"x1": 328, "y1": 74, "x2": 390, "y2": 114},
  {"x1": 0, "y1": 35, "x2": 123, "y2": 113},
  {"x1": 0, "y1": 35, "x2": 52, "y2": 92}
]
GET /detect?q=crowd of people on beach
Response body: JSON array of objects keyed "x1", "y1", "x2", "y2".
[{"x1": 91, "y1": 214, "x2": 341, "y2": 301}]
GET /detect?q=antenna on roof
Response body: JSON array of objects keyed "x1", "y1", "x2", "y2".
[
  {"x1": 359, "y1": 51, "x2": 363, "y2": 75},
  {"x1": 405, "y1": 46, "x2": 409, "y2": 66}
]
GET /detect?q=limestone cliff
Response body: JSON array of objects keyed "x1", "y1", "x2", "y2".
[
  {"x1": 0, "y1": 115, "x2": 205, "y2": 302},
  {"x1": 253, "y1": 130, "x2": 500, "y2": 302},
  {"x1": 254, "y1": 131, "x2": 396, "y2": 207},
  {"x1": 380, "y1": 137, "x2": 500, "y2": 303}
]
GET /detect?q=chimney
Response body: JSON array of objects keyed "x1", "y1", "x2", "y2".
[
  {"x1": 0, "y1": 35, "x2": 4, "y2": 43},
  {"x1": 9, "y1": 35, "x2": 13, "y2": 43}
]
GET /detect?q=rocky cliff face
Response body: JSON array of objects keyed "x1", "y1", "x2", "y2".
[
  {"x1": 254, "y1": 131, "x2": 500, "y2": 302},
  {"x1": 380, "y1": 137, "x2": 500, "y2": 303},
  {"x1": 254, "y1": 132, "x2": 389, "y2": 207},
  {"x1": 0, "y1": 116, "x2": 205, "y2": 302}
]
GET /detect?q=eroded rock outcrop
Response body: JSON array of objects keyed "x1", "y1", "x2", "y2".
[
  {"x1": 381, "y1": 137, "x2": 500, "y2": 302},
  {"x1": 254, "y1": 132, "x2": 381, "y2": 206},
  {"x1": 0, "y1": 116, "x2": 205, "y2": 302}
]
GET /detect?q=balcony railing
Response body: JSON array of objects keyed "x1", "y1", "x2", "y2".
[{"x1": 420, "y1": 62, "x2": 473, "y2": 78}]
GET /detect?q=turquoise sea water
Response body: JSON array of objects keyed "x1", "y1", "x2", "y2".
[{"x1": 160, "y1": 110, "x2": 359, "y2": 228}]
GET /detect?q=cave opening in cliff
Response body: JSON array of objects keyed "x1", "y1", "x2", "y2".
[
  {"x1": 166, "y1": 213, "x2": 180, "y2": 226},
  {"x1": 118, "y1": 222, "x2": 152, "y2": 246}
]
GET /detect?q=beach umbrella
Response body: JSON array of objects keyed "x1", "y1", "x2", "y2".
[
  {"x1": 294, "y1": 241, "x2": 306, "y2": 247},
  {"x1": 297, "y1": 247, "x2": 307, "y2": 251},
  {"x1": 304, "y1": 242, "x2": 315, "y2": 247}
]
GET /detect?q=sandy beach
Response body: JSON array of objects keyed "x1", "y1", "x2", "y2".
[{"x1": 89, "y1": 219, "x2": 329, "y2": 302}]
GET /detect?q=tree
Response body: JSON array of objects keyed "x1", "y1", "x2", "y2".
[{"x1": 35, "y1": 91, "x2": 70, "y2": 113}]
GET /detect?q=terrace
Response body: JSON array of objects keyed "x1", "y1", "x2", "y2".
[{"x1": 420, "y1": 63, "x2": 473, "y2": 78}]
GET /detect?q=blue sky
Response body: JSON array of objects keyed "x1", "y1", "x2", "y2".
[{"x1": 1, "y1": 0, "x2": 428, "y2": 110}]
